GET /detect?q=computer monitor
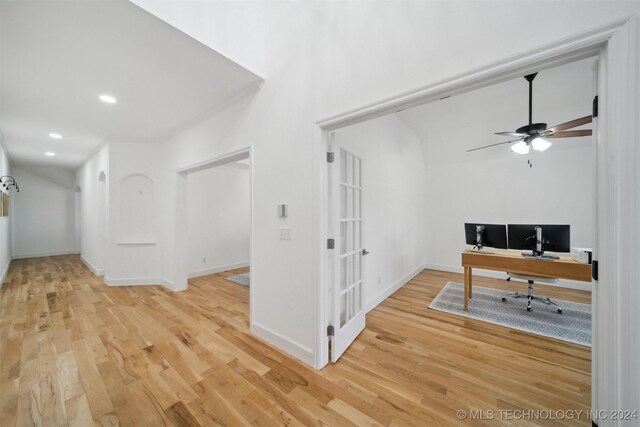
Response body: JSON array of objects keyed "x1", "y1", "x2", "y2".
[
  {"x1": 464, "y1": 223, "x2": 508, "y2": 250},
  {"x1": 507, "y1": 224, "x2": 570, "y2": 255}
]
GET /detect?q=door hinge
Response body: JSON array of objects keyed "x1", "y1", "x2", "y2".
[
  {"x1": 327, "y1": 238, "x2": 335, "y2": 249},
  {"x1": 592, "y1": 260, "x2": 598, "y2": 281},
  {"x1": 593, "y1": 95, "x2": 598, "y2": 118},
  {"x1": 327, "y1": 325, "x2": 334, "y2": 336},
  {"x1": 327, "y1": 152, "x2": 335, "y2": 163}
]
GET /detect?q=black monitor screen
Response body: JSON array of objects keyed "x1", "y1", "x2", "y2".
[
  {"x1": 507, "y1": 224, "x2": 570, "y2": 253},
  {"x1": 464, "y1": 223, "x2": 507, "y2": 249}
]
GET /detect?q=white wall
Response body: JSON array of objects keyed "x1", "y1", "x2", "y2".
[
  {"x1": 187, "y1": 163, "x2": 250, "y2": 277},
  {"x1": 75, "y1": 145, "x2": 109, "y2": 275},
  {"x1": 107, "y1": 1, "x2": 640, "y2": 370},
  {"x1": 0, "y1": 142, "x2": 11, "y2": 286},
  {"x1": 130, "y1": 0, "x2": 266, "y2": 78},
  {"x1": 11, "y1": 167, "x2": 77, "y2": 259},
  {"x1": 333, "y1": 114, "x2": 426, "y2": 310},
  {"x1": 399, "y1": 58, "x2": 595, "y2": 289}
]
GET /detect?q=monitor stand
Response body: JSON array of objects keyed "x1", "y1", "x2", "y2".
[
  {"x1": 521, "y1": 251, "x2": 559, "y2": 260},
  {"x1": 472, "y1": 248, "x2": 494, "y2": 255}
]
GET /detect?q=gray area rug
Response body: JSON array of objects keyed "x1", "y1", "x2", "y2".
[
  {"x1": 429, "y1": 282, "x2": 591, "y2": 346},
  {"x1": 226, "y1": 272, "x2": 250, "y2": 287}
]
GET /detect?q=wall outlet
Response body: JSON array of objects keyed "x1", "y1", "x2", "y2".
[
  {"x1": 202, "y1": 257, "x2": 206, "y2": 263},
  {"x1": 378, "y1": 276, "x2": 381, "y2": 285}
]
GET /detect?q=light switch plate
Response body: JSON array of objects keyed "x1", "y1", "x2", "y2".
[{"x1": 279, "y1": 227, "x2": 292, "y2": 240}]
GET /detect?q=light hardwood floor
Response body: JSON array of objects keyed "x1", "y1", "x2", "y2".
[{"x1": 0, "y1": 255, "x2": 591, "y2": 426}]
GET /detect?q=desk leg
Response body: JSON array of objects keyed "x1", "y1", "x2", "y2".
[
  {"x1": 468, "y1": 267, "x2": 473, "y2": 299},
  {"x1": 464, "y1": 267, "x2": 469, "y2": 311}
]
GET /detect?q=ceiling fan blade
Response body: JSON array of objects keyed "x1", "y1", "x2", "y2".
[
  {"x1": 495, "y1": 132, "x2": 526, "y2": 138},
  {"x1": 467, "y1": 139, "x2": 521, "y2": 152},
  {"x1": 546, "y1": 115, "x2": 592, "y2": 133},
  {"x1": 548, "y1": 129, "x2": 592, "y2": 138}
]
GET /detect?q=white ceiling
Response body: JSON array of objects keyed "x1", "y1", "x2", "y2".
[
  {"x1": 0, "y1": 0, "x2": 262, "y2": 170},
  {"x1": 398, "y1": 57, "x2": 595, "y2": 164}
]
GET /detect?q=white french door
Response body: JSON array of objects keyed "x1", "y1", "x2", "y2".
[{"x1": 329, "y1": 144, "x2": 365, "y2": 362}]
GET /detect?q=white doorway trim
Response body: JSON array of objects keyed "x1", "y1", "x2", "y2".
[
  {"x1": 314, "y1": 16, "x2": 639, "y2": 419},
  {"x1": 174, "y1": 146, "x2": 254, "y2": 326}
]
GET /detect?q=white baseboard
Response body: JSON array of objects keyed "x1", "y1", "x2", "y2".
[
  {"x1": 80, "y1": 255, "x2": 105, "y2": 276},
  {"x1": 188, "y1": 261, "x2": 249, "y2": 279},
  {"x1": 0, "y1": 259, "x2": 11, "y2": 289},
  {"x1": 365, "y1": 264, "x2": 425, "y2": 313},
  {"x1": 104, "y1": 276, "x2": 176, "y2": 292},
  {"x1": 251, "y1": 321, "x2": 315, "y2": 367},
  {"x1": 162, "y1": 278, "x2": 178, "y2": 291},
  {"x1": 105, "y1": 276, "x2": 161, "y2": 286},
  {"x1": 12, "y1": 250, "x2": 77, "y2": 260},
  {"x1": 423, "y1": 262, "x2": 592, "y2": 291}
]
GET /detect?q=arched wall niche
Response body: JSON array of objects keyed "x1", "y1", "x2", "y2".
[{"x1": 120, "y1": 173, "x2": 155, "y2": 243}]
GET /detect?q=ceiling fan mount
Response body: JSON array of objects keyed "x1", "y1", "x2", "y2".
[
  {"x1": 515, "y1": 122, "x2": 547, "y2": 135},
  {"x1": 467, "y1": 71, "x2": 593, "y2": 154}
]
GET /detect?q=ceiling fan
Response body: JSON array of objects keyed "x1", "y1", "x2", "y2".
[{"x1": 467, "y1": 72, "x2": 592, "y2": 154}]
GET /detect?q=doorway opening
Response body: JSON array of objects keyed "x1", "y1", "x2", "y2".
[
  {"x1": 315, "y1": 16, "x2": 638, "y2": 417},
  {"x1": 324, "y1": 56, "x2": 597, "y2": 363},
  {"x1": 97, "y1": 171, "x2": 107, "y2": 273},
  {"x1": 174, "y1": 147, "x2": 254, "y2": 321},
  {"x1": 187, "y1": 157, "x2": 250, "y2": 282},
  {"x1": 75, "y1": 186, "x2": 81, "y2": 254}
]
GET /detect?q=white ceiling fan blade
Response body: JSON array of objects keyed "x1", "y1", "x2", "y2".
[
  {"x1": 495, "y1": 132, "x2": 526, "y2": 138},
  {"x1": 467, "y1": 139, "x2": 521, "y2": 152}
]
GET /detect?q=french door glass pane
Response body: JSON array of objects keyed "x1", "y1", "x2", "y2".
[{"x1": 340, "y1": 292, "x2": 347, "y2": 327}]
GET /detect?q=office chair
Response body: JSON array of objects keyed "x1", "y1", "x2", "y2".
[{"x1": 502, "y1": 273, "x2": 562, "y2": 313}]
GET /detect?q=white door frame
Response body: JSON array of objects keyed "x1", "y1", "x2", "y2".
[
  {"x1": 314, "y1": 16, "x2": 639, "y2": 418},
  {"x1": 173, "y1": 146, "x2": 255, "y2": 326}
]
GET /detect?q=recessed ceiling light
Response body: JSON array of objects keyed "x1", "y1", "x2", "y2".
[
  {"x1": 45, "y1": 152, "x2": 56, "y2": 157},
  {"x1": 99, "y1": 94, "x2": 117, "y2": 104},
  {"x1": 49, "y1": 132, "x2": 62, "y2": 139}
]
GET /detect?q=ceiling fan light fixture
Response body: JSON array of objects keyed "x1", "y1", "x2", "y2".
[
  {"x1": 532, "y1": 137, "x2": 552, "y2": 152},
  {"x1": 511, "y1": 140, "x2": 530, "y2": 155}
]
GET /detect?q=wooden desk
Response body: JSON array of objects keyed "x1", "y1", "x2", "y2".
[{"x1": 461, "y1": 249, "x2": 592, "y2": 311}]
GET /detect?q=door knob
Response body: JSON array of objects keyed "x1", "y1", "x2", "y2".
[{"x1": 362, "y1": 249, "x2": 370, "y2": 256}]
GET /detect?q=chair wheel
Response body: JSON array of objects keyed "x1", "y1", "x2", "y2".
[
  {"x1": 502, "y1": 297, "x2": 506, "y2": 302},
  {"x1": 527, "y1": 306, "x2": 532, "y2": 312},
  {"x1": 557, "y1": 308, "x2": 562, "y2": 314}
]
